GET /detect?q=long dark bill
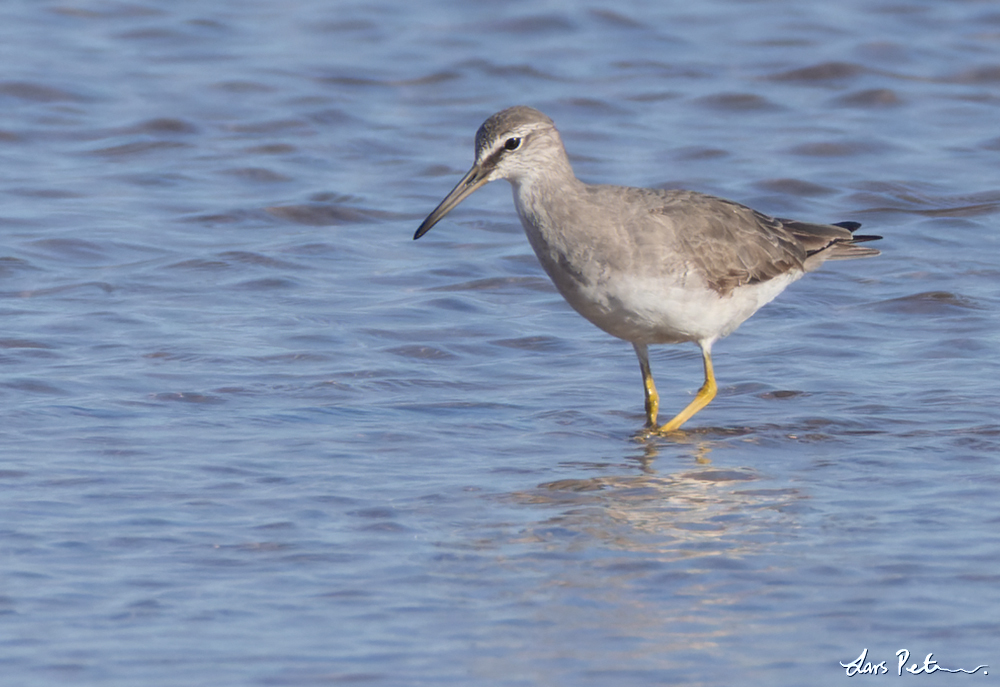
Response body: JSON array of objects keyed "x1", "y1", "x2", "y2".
[{"x1": 413, "y1": 164, "x2": 490, "y2": 240}]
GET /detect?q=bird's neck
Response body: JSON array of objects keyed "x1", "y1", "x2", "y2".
[
  {"x1": 510, "y1": 157, "x2": 587, "y2": 268},
  {"x1": 510, "y1": 148, "x2": 582, "y2": 218}
]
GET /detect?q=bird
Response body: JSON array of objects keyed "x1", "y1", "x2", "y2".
[{"x1": 413, "y1": 106, "x2": 880, "y2": 434}]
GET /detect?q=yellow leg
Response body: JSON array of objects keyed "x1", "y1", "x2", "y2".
[
  {"x1": 658, "y1": 342, "x2": 717, "y2": 434},
  {"x1": 633, "y1": 343, "x2": 659, "y2": 427}
]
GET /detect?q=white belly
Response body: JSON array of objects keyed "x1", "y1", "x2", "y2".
[{"x1": 556, "y1": 269, "x2": 803, "y2": 345}]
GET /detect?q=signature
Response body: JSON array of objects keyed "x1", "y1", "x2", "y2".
[{"x1": 841, "y1": 648, "x2": 988, "y2": 676}]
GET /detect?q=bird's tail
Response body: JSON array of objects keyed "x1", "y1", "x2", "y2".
[
  {"x1": 780, "y1": 218, "x2": 882, "y2": 262},
  {"x1": 825, "y1": 221, "x2": 882, "y2": 259}
]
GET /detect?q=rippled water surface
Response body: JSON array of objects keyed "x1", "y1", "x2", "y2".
[{"x1": 2, "y1": 1, "x2": 999, "y2": 685}]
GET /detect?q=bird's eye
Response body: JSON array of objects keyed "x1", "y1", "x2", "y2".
[{"x1": 504, "y1": 137, "x2": 521, "y2": 151}]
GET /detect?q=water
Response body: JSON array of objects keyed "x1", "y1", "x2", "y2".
[{"x1": 1, "y1": 1, "x2": 999, "y2": 685}]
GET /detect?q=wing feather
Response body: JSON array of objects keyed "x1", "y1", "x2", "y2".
[{"x1": 640, "y1": 191, "x2": 879, "y2": 294}]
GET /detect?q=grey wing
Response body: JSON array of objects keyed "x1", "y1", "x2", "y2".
[
  {"x1": 648, "y1": 191, "x2": 879, "y2": 293},
  {"x1": 652, "y1": 192, "x2": 808, "y2": 295}
]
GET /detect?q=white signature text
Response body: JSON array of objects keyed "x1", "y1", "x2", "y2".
[{"x1": 841, "y1": 648, "x2": 988, "y2": 676}]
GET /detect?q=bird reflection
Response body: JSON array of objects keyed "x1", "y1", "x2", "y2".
[
  {"x1": 482, "y1": 439, "x2": 807, "y2": 662},
  {"x1": 632, "y1": 433, "x2": 717, "y2": 469},
  {"x1": 507, "y1": 437, "x2": 800, "y2": 555}
]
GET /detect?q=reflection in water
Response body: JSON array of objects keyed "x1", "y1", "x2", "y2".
[
  {"x1": 512, "y1": 444, "x2": 797, "y2": 555},
  {"x1": 484, "y1": 443, "x2": 805, "y2": 664},
  {"x1": 632, "y1": 430, "x2": 745, "y2": 466}
]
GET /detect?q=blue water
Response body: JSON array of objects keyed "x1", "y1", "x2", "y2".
[{"x1": 1, "y1": 1, "x2": 999, "y2": 685}]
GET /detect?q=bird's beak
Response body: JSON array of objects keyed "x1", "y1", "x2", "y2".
[{"x1": 413, "y1": 163, "x2": 490, "y2": 240}]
